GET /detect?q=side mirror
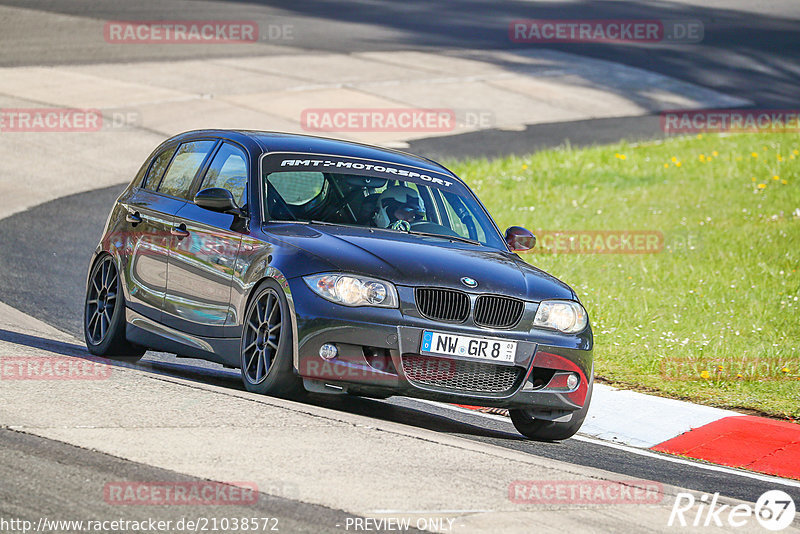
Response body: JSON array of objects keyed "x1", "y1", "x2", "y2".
[
  {"x1": 194, "y1": 188, "x2": 244, "y2": 216},
  {"x1": 505, "y1": 226, "x2": 536, "y2": 252}
]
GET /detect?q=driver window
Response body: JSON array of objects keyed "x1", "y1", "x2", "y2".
[{"x1": 200, "y1": 143, "x2": 248, "y2": 206}]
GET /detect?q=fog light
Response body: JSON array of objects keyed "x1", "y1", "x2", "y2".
[
  {"x1": 319, "y1": 343, "x2": 338, "y2": 360},
  {"x1": 566, "y1": 373, "x2": 580, "y2": 390}
]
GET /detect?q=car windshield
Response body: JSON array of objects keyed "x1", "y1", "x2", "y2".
[{"x1": 262, "y1": 159, "x2": 506, "y2": 249}]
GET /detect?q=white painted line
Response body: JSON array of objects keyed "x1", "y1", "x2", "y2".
[
  {"x1": 407, "y1": 399, "x2": 800, "y2": 490},
  {"x1": 571, "y1": 434, "x2": 800, "y2": 490},
  {"x1": 582, "y1": 383, "x2": 742, "y2": 448}
]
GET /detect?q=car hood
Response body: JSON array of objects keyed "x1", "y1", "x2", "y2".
[{"x1": 265, "y1": 223, "x2": 575, "y2": 301}]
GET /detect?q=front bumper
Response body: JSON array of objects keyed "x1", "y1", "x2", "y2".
[{"x1": 291, "y1": 279, "x2": 593, "y2": 412}]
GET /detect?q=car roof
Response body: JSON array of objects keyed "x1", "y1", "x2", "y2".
[{"x1": 165, "y1": 129, "x2": 460, "y2": 181}]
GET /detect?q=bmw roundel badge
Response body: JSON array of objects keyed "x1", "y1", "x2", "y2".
[{"x1": 461, "y1": 277, "x2": 478, "y2": 288}]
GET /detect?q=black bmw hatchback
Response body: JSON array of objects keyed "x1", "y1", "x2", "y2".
[{"x1": 85, "y1": 130, "x2": 593, "y2": 440}]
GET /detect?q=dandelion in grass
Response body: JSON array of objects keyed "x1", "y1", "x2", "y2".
[
  {"x1": 782, "y1": 179, "x2": 788, "y2": 185},
  {"x1": 712, "y1": 151, "x2": 719, "y2": 157},
  {"x1": 773, "y1": 175, "x2": 780, "y2": 181},
  {"x1": 758, "y1": 184, "x2": 767, "y2": 189},
  {"x1": 782, "y1": 367, "x2": 790, "y2": 374},
  {"x1": 752, "y1": 152, "x2": 759, "y2": 158},
  {"x1": 700, "y1": 370, "x2": 710, "y2": 379}
]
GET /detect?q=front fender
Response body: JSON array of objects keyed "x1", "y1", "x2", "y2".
[{"x1": 230, "y1": 237, "x2": 301, "y2": 371}]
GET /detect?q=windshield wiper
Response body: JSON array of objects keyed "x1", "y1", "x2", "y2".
[
  {"x1": 407, "y1": 230, "x2": 481, "y2": 246},
  {"x1": 294, "y1": 220, "x2": 482, "y2": 246}
]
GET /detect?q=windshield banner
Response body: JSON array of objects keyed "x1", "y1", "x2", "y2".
[{"x1": 262, "y1": 153, "x2": 464, "y2": 192}]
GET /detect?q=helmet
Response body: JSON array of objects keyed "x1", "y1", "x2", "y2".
[{"x1": 374, "y1": 186, "x2": 426, "y2": 228}]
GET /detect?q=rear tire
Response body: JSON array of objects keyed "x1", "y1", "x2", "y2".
[
  {"x1": 84, "y1": 254, "x2": 145, "y2": 362},
  {"x1": 240, "y1": 279, "x2": 303, "y2": 398},
  {"x1": 510, "y1": 379, "x2": 592, "y2": 441}
]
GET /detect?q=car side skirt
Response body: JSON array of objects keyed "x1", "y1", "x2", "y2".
[{"x1": 125, "y1": 308, "x2": 240, "y2": 368}]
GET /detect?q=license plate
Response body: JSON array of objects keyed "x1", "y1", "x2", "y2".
[{"x1": 420, "y1": 331, "x2": 517, "y2": 363}]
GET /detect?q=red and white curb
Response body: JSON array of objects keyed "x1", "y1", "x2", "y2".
[
  {"x1": 460, "y1": 383, "x2": 800, "y2": 481},
  {"x1": 584, "y1": 384, "x2": 800, "y2": 480}
]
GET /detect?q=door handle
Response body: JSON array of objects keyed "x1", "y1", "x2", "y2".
[
  {"x1": 171, "y1": 224, "x2": 190, "y2": 239},
  {"x1": 126, "y1": 211, "x2": 142, "y2": 224}
]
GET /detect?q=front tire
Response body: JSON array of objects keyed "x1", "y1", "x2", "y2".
[
  {"x1": 84, "y1": 254, "x2": 145, "y2": 362},
  {"x1": 510, "y1": 380, "x2": 593, "y2": 441},
  {"x1": 240, "y1": 279, "x2": 303, "y2": 398}
]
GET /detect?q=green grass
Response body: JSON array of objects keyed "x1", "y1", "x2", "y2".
[{"x1": 446, "y1": 133, "x2": 800, "y2": 420}]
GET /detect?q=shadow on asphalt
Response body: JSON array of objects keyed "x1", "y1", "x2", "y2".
[
  {"x1": 4, "y1": 324, "x2": 797, "y2": 506},
  {"x1": 0, "y1": 327, "x2": 520, "y2": 441},
  {"x1": 307, "y1": 393, "x2": 525, "y2": 441},
  {"x1": 0, "y1": 328, "x2": 88, "y2": 357}
]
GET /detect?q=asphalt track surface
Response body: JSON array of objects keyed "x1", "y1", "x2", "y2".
[
  {"x1": 1, "y1": 0, "x2": 800, "y2": 157},
  {"x1": 1, "y1": 185, "x2": 798, "y2": 510},
  {"x1": 0, "y1": 428, "x2": 387, "y2": 533},
  {"x1": 2, "y1": 1, "x2": 800, "y2": 527}
]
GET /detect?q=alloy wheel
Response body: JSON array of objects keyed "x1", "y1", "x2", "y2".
[
  {"x1": 243, "y1": 288, "x2": 282, "y2": 384},
  {"x1": 85, "y1": 256, "x2": 118, "y2": 345}
]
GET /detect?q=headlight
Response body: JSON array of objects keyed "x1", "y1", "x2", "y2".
[
  {"x1": 533, "y1": 300, "x2": 588, "y2": 334},
  {"x1": 304, "y1": 274, "x2": 399, "y2": 308}
]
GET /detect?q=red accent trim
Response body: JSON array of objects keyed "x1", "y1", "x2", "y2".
[
  {"x1": 652, "y1": 415, "x2": 800, "y2": 480},
  {"x1": 533, "y1": 351, "x2": 588, "y2": 406}
]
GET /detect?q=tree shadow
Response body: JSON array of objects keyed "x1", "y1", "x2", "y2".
[{"x1": 222, "y1": 0, "x2": 800, "y2": 106}]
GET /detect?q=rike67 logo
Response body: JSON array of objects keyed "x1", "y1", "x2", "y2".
[{"x1": 669, "y1": 490, "x2": 796, "y2": 531}]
